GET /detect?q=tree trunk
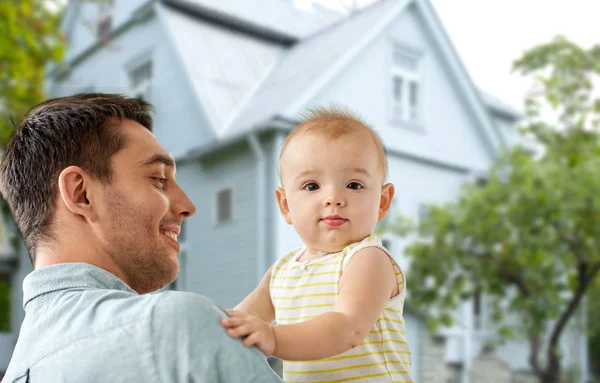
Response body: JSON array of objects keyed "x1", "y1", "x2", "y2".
[{"x1": 540, "y1": 347, "x2": 561, "y2": 383}]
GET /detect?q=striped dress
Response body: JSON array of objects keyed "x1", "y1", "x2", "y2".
[{"x1": 270, "y1": 235, "x2": 413, "y2": 383}]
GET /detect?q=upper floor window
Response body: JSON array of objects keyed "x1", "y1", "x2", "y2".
[
  {"x1": 391, "y1": 48, "x2": 421, "y2": 124},
  {"x1": 128, "y1": 59, "x2": 153, "y2": 100},
  {"x1": 96, "y1": 0, "x2": 115, "y2": 41}
]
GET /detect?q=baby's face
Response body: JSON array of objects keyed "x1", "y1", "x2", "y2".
[{"x1": 278, "y1": 131, "x2": 393, "y2": 253}]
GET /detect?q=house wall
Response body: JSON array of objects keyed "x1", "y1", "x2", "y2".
[
  {"x1": 176, "y1": 143, "x2": 259, "y2": 309},
  {"x1": 62, "y1": 0, "x2": 150, "y2": 63}
]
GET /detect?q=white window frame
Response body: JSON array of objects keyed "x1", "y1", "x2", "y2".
[
  {"x1": 127, "y1": 57, "x2": 153, "y2": 101},
  {"x1": 390, "y1": 46, "x2": 423, "y2": 126},
  {"x1": 214, "y1": 187, "x2": 233, "y2": 226}
]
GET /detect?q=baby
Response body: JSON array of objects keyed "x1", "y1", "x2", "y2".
[{"x1": 221, "y1": 107, "x2": 413, "y2": 382}]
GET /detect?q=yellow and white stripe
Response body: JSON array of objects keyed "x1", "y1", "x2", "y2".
[{"x1": 270, "y1": 235, "x2": 413, "y2": 382}]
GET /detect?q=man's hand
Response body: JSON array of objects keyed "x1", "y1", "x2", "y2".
[{"x1": 221, "y1": 310, "x2": 276, "y2": 356}]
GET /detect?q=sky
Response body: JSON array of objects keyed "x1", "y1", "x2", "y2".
[{"x1": 315, "y1": 0, "x2": 599, "y2": 111}]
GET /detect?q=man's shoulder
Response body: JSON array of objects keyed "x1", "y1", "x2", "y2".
[{"x1": 148, "y1": 291, "x2": 227, "y2": 328}]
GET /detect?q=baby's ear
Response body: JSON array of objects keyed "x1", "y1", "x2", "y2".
[
  {"x1": 275, "y1": 187, "x2": 293, "y2": 225},
  {"x1": 378, "y1": 183, "x2": 395, "y2": 221}
]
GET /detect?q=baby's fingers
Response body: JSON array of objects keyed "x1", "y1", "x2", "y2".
[
  {"x1": 242, "y1": 331, "x2": 262, "y2": 348},
  {"x1": 220, "y1": 316, "x2": 244, "y2": 329},
  {"x1": 227, "y1": 323, "x2": 255, "y2": 338}
]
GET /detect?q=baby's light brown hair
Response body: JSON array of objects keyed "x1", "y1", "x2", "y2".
[{"x1": 278, "y1": 107, "x2": 388, "y2": 182}]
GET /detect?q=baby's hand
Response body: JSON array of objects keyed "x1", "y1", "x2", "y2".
[{"x1": 220, "y1": 310, "x2": 276, "y2": 356}]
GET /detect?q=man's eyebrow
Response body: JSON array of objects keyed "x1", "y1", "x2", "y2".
[{"x1": 140, "y1": 154, "x2": 175, "y2": 168}]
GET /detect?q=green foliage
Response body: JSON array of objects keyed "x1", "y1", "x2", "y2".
[
  {"x1": 0, "y1": 0, "x2": 65, "y2": 145},
  {"x1": 0, "y1": 281, "x2": 10, "y2": 332},
  {"x1": 385, "y1": 36, "x2": 600, "y2": 380}
]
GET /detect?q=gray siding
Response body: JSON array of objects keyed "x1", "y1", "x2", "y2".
[{"x1": 177, "y1": 143, "x2": 258, "y2": 309}]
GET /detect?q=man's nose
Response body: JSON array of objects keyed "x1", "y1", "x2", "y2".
[{"x1": 172, "y1": 183, "x2": 196, "y2": 218}]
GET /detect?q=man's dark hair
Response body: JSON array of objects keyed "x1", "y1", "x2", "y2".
[{"x1": 0, "y1": 93, "x2": 153, "y2": 264}]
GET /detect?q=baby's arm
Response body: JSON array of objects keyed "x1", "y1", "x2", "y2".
[
  {"x1": 222, "y1": 247, "x2": 398, "y2": 360},
  {"x1": 232, "y1": 264, "x2": 275, "y2": 324}
]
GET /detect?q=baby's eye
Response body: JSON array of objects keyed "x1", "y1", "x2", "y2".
[
  {"x1": 303, "y1": 183, "x2": 320, "y2": 191},
  {"x1": 347, "y1": 182, "x2": 363, "y2": 190}
]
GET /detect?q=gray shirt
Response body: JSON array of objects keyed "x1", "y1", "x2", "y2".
[{"x1": 2, "y1": 263, "x2": 282, "y2": 383}]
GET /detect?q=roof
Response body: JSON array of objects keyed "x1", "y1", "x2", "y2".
[
  {"x1": 224, "y1": 0, "x2": 407, "y2": 139},
  {"x1": 164, "y1": 0, "x2": 342, "y2": 40},
  {"x1": 159, "y1": 0, "x2": 346, "y2": 134},
  {"x1": 480, "y1": 90, "x2": 523, "y2": 120}
]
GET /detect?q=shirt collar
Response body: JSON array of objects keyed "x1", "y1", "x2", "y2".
[{"x1": 23, "y1": 262, "x2": 138, "y2": 310}]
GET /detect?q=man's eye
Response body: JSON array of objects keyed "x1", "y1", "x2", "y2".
[
  {"x1": 303, "y1": 183, "x2": 320, "y2": 191},
  {"x1": 153, "y1": 177, "x2": 167, "y2": 187},
  {"x1": 347, "y1": 182, "x2": 363, "y2": 190}
]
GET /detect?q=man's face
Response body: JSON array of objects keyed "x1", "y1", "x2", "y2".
[{"x1": 94, "y1": 119, "x2": 196, "y2": 294}]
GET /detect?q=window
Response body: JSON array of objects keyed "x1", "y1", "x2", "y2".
[
  {"x1": 96, "y1": 1, "x2": 114, "y2": 41},
  {"x1": 473, "y1": 290, "x2": 482, "y2": 329},
  {"x1": 391, "y1": 47, "x2": 421, "y2": 123},
  {"x1": 216, "y1": 188, "x2": 233, "y2": 224},
  {"x1": 128, "y1": 60, "x2": 153, "y2": 100}
]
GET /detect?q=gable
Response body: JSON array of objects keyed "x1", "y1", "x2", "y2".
[
  {"x1": 304, "y1": 2, "x2": 494, "y2": 169},
  {"x1": 61, "y1": 0, "x2": 150, "y2": 63},
  {"x1": 222, "y1": 0, "x2": 505, "y2": 169}
]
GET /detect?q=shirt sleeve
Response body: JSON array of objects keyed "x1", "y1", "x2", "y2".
[{"x1": 150, "y1": 291, "x2": 282, "y2": 383}]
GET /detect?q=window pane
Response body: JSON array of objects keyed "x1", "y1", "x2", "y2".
[
  {"x1": 409, "y1": 81, "x2": 419, "y2": 121},
  {"x1": 130, "y1": 61, "x2": 152, "y2": 87},
  {"x1": 393, "y1": 76, "x2": 403, "y2": 101},
  {"x1": 393, "y1": 76, "x2": 403, "y2": 118},
  {"x1": 217, "y1": 189, "x2": 232, "y2": 223},
  {"x1": 393, "y1": 50, "x2": 418, "y2": 72},
  {"x1": 96, "y1": 17, "x2": 112, "y2": 40}
]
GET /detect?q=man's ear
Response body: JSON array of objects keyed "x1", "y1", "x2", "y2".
[
  {"x1": 275, "y1": 187, "x2": 293, "y2": 225},
  {"x1": 57, "y1": 166, "x2": 97, "y2": 221},
  {"x1": 378, "y1": 183, "x2": 395, "y2": 221}
]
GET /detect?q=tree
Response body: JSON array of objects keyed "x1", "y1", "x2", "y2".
[
  {"x1": 0, "y1": 0, "x2": 64, "y2": 145},
  {"x1": 385, "y1": 36, "x2": 600, "y2": 383}
]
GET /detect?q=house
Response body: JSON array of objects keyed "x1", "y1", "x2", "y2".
[{"x1": 0, "y1": 0, "x2": 589, "y2": 381}]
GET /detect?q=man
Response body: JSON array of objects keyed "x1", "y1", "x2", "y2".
[{"x1": 0, "y1": 94, "x2": 282, "y2": 382}]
